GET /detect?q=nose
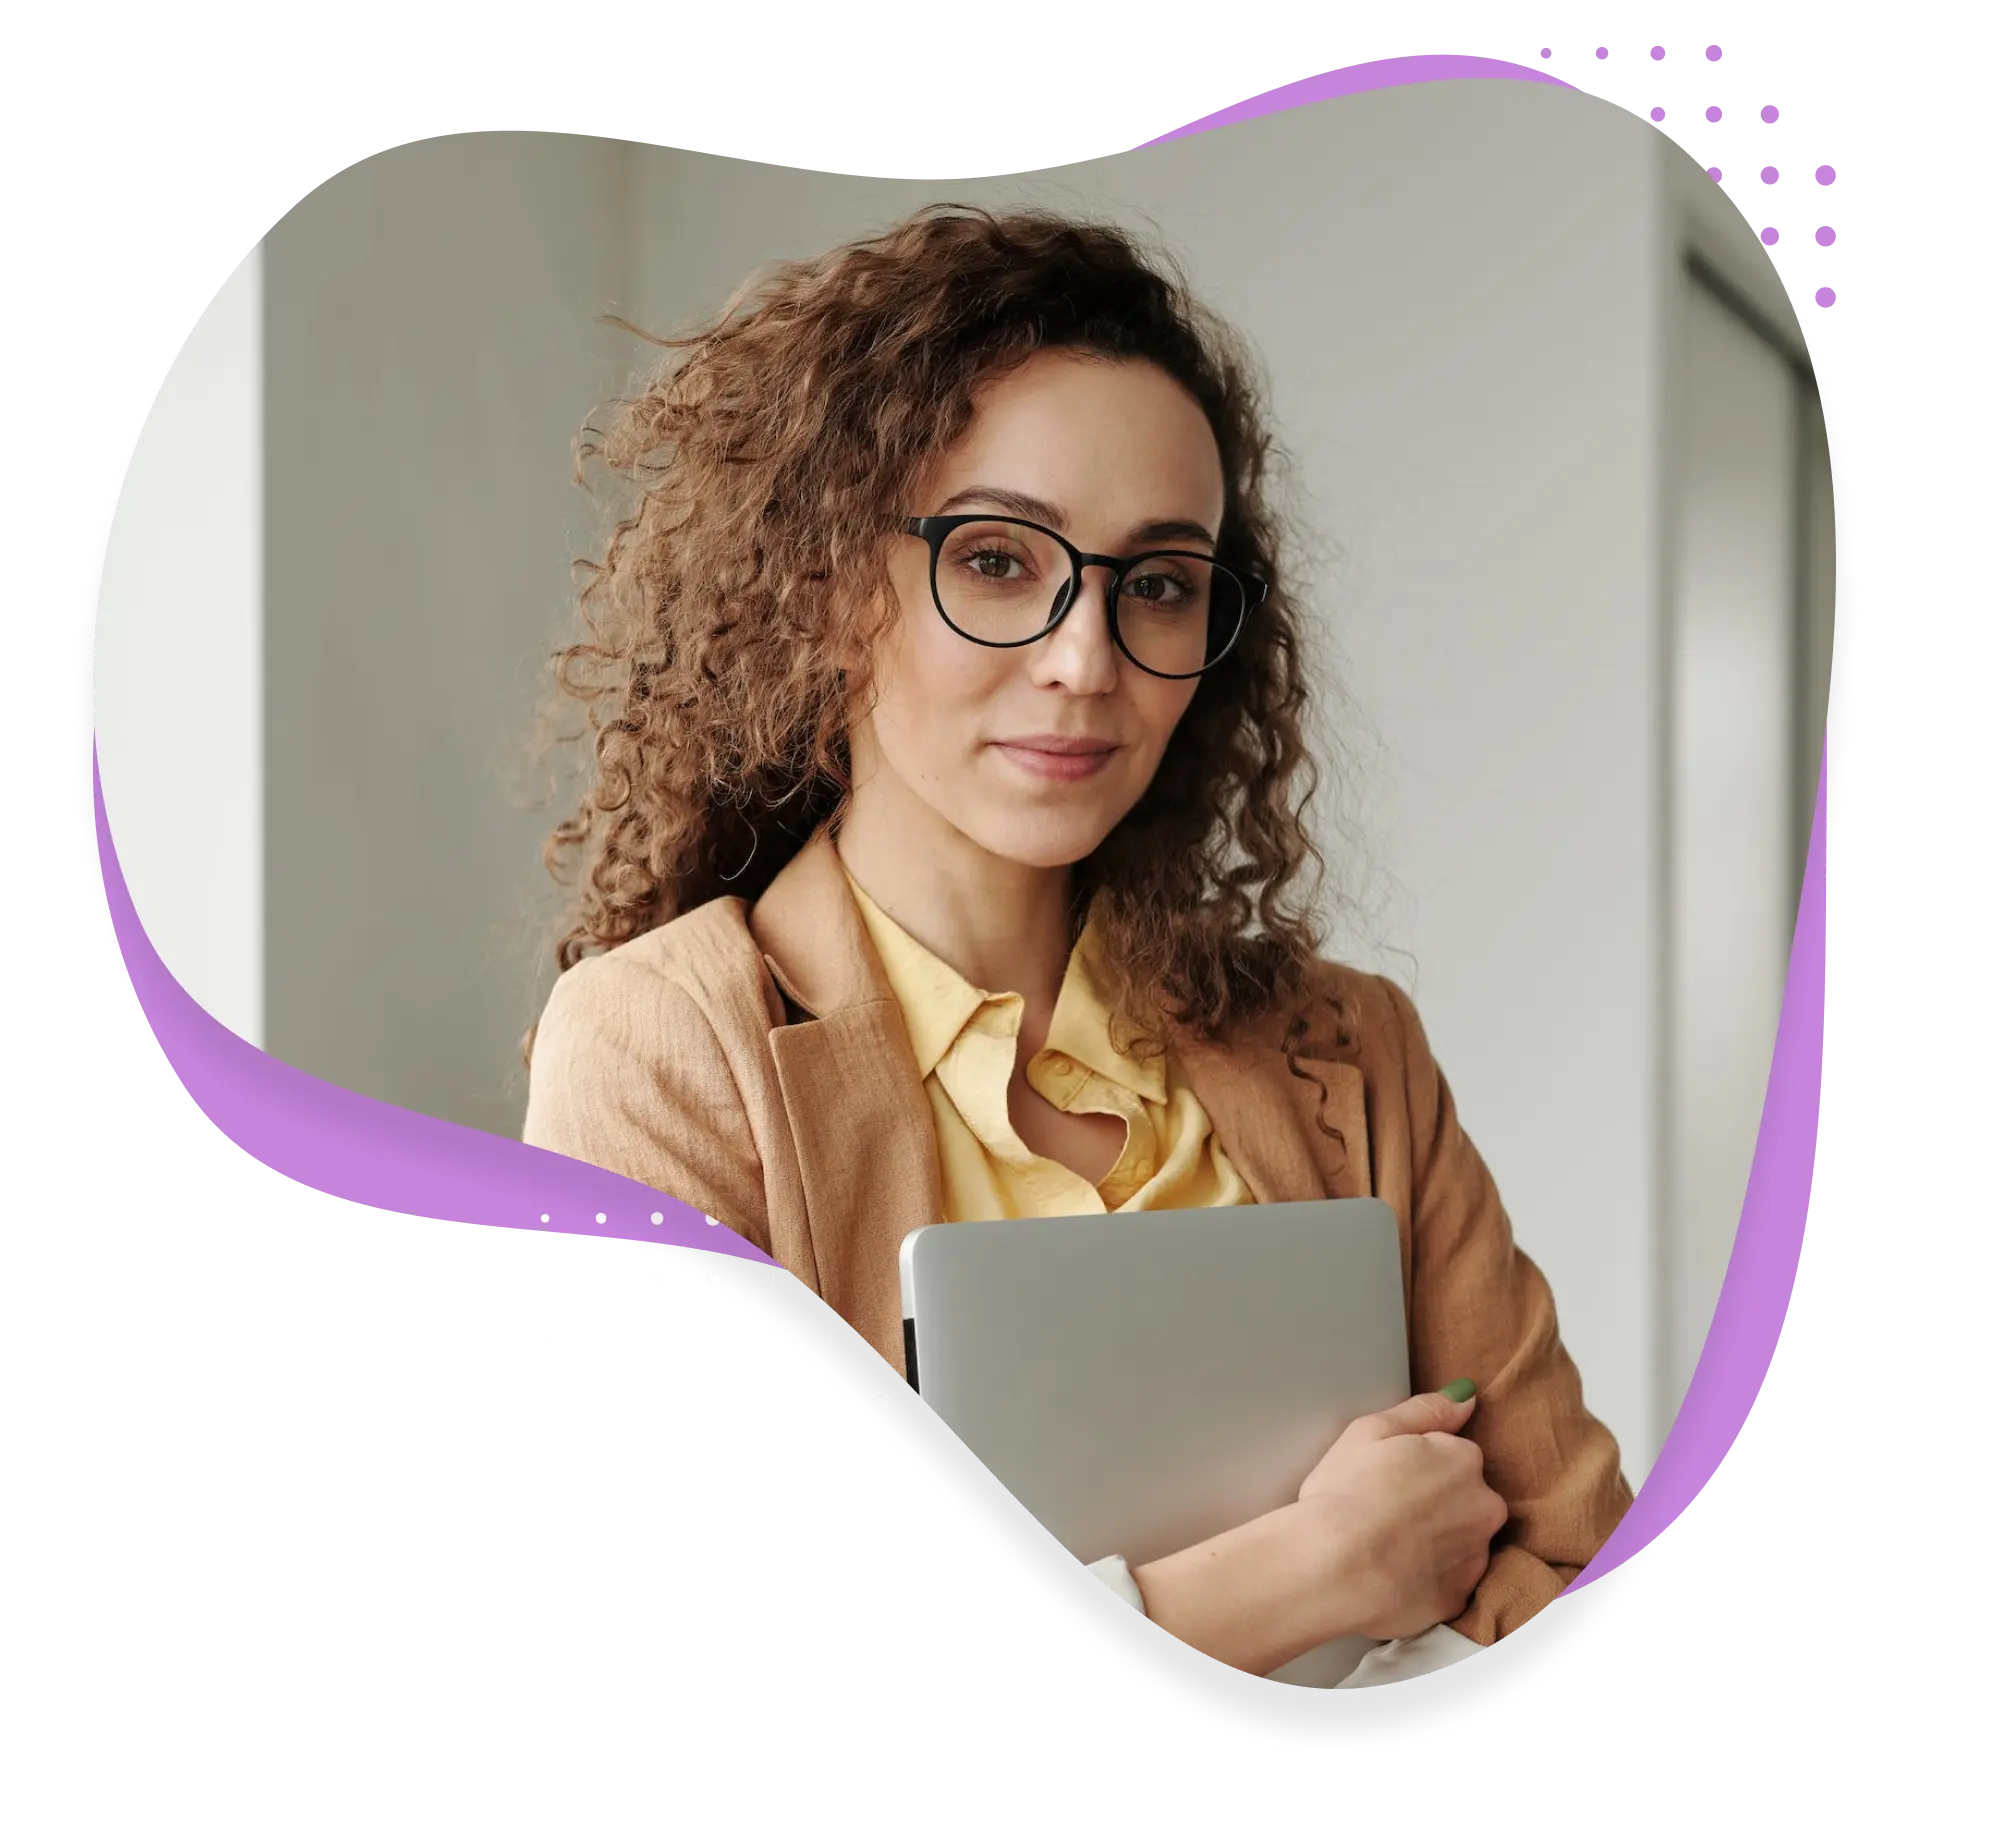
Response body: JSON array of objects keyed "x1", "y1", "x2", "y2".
[{"x1": 1029, "y1": 562, "x2": 1120, "y2": 695}]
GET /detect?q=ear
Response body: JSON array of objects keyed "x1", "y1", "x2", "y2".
[{"x1": 827, "y1": 572, "x2": 899, "y2": 685}]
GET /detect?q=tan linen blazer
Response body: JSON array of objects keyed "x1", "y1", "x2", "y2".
[{"x1": 523, "y1": 830, "x2": 1634, "y2": 1646}]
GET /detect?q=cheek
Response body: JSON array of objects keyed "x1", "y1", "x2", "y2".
[
  {"x1": 1132, "y1": 678, "x2": 1201, "y2": 756},
  {"x1": 869, "y1": 610, "x2": 1011, "y2": 760}
]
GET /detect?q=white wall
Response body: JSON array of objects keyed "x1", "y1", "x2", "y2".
[
  {"x1": 1653, "y1": 149, "x2": 1831, "y2": 1438},
  {"x1": 95, "y1": 249, "x2": 263, "y2": 1046},
  {"x1": 1665, "y1": 281, "x2": 1800, "y2": 1417}
]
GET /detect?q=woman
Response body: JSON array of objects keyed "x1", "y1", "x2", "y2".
[{"x1": 523, "y1": 205, "x2": 1632, "y2": 1686}]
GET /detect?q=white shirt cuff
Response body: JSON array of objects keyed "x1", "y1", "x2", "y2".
[
  {"x1": 1333, "y1": 1622, "x2": 1482, "y2": 1687},
  {"x1": 1086, "y1": 1553, "x2": 1148, "y2": 1615},
  {"x1": 1085, "y1": 1556, "x2": 1481, "y2": 1690}
]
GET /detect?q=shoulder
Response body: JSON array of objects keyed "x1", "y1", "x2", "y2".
[
  {"x1": 1275, "y1": 961, "x2": 1455, "y2": 1166},
  {"x1": 1286, "y1": 957, "x2": 1433, "y2": 1080},
  {"x1": 522, "y1": 904, "x2": 781, "y2": 1236},
  {"x1": 536, "y1": 897, "x2": 784, "y2": 1053}
]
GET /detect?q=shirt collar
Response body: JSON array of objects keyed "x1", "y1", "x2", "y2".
[
  {"x1": 842, "y1": 867, "x2": 1166, "y2": 1104},
  {"x1": 844, "y1": 872, "x2": 1002, "y2": 1080},
  {"x1": 1043, "y1": 929, "x2": 1168, "y2": 1104}
]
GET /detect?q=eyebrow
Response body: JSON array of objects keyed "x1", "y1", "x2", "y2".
[{"x1": 932, "y1": 485, "x2": 1219, "y2": 551}]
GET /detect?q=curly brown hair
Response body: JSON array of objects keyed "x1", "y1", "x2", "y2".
[{"x1": 539, "y1": 203, "x2": 1351, "y2": 1063}]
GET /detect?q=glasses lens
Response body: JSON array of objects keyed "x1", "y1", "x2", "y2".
[
  {"x1": 931, "y1": 520, "x2": 1073, "y2": 644},
  {"x1": 1116, "y1": 555, "x2": 1246, "y2": 676}
]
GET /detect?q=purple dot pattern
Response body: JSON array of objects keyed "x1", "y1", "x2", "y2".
[{"x1": 1521, "y1": 46, "x2": 1847, "y2": 328}]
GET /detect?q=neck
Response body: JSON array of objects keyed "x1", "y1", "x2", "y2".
[{"x1": 835, "y1": 776, "x2": 1075, "y2": 1018}]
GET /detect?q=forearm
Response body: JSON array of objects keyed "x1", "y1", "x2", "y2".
[{"x1": 1131, "y1": 1503, "x2": 1362, "y2": 1677}]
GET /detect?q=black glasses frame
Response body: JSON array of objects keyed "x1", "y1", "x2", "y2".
[{"x1": 900, "y1": 514, "x2": 1268, "y2": 680}]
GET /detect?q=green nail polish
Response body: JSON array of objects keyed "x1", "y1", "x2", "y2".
[{"x1": 1441, "y1": 1377, "x2": 1477, "y2": 1402}]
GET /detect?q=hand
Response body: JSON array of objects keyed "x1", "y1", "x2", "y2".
[
  {"x1": 1129, "y1": 1383, "x2": 1508, "y2": 1675},
  {"x1": 1292, "y1": 1384, "x2": 1509, "y2": 1642}
]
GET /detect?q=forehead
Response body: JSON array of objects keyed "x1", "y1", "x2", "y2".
[{"x1": 924, "y1": 351, "x2": 1225, "y2": 535}]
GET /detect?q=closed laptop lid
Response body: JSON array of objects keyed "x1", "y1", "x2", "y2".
[{"x1": 899, "y1": 1198, "x2": 1410, "y2": 1575}]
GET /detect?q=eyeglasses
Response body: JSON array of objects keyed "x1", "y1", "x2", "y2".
[{"x1": 899, "y1": 514, "x2": 1267, "y2": 680}]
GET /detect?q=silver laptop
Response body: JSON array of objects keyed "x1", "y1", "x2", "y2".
[{"x1": 899, "y1": 1198, "x2": 1410, "y2": 1686}]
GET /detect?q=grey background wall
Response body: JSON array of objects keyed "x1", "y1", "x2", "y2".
[
  {"x1": 262, "y1": 134, "x2": 637, "y2": 1141},
  {"x1": 99, "y1": 81, "x2": 1832, "y2": 1487}
]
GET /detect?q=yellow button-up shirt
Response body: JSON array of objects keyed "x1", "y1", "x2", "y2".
[{"x1": 845, "y1": 872, "x2": 1252, "y2": 1224}]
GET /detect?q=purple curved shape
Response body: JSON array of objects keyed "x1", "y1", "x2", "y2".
[
  {"x1": 1143, "y1": 54, "x2": 1573, "y2": 146},
  {"x1": 93, "y1": 750, "x2": 770, "y2": 1266},
  {"x1": 95, "y1": 56, "x2": 1824, "y2": 1597},
  {"x1": 1569, "y1": 754, "x2": 1824, "y2": 1587}
]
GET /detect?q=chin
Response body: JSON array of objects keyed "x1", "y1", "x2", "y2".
[{"x1": 960, "y1": 804, "x2": 1123, "y2": 871}]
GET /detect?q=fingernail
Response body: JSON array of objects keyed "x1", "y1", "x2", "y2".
[{"x1": 1441, "y1": 1377, "x2": 1477, "y2": 1402}]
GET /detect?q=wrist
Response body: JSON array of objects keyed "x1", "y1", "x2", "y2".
[
  {"x1": 1132, "y1": 1502, "x2": 1367, "y2": 1676},
  {"x1": 1274, "y1": 1505, "x2": 1369, "y2": 1648}
]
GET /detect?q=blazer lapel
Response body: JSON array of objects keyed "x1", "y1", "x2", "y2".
[
  {"x1": 753, "y1": 834, "x2": 945, "y2": 1373},
  {"x1": 1175, "y1": 1035, "x2": 1372, "y2": 1205}
]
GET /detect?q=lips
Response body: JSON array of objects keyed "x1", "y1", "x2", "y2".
[
  {"x1": 990, "y1": 734, "x2": 1121, "y2": 782},
  {"x1": 1002, "y1": 734, "x2": 1118, "y2": 756}
]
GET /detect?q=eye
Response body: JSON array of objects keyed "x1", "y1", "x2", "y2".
[
  {"x1": 935, "y1": 520, "x2": 1064, "y2": 596},
  {"x1": 953, "y1": 543, "x2": 1040, "y2": 585},
  {"x1": 1123, "y1": 565, "x2": 1196, "y2": 606}
]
